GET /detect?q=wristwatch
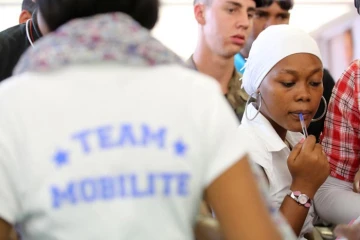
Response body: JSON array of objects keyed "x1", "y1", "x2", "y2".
[{"x1": 287, "y1": 190, "x2": 312, "y2": 208}]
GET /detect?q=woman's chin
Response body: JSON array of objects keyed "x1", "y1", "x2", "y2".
[{"x1": 286, "y1": 125, "x2": 303, "y2": 134}]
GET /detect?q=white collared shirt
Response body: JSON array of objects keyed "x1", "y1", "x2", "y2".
[
  {"x1": 239, "y1": 103, "x2": 314, "y2": 240},
  {"x1": 0, "y1": 64, "x2": 249, "y2": 240}
]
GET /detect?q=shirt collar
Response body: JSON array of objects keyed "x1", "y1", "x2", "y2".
[{"x1": 241, "y1": 103, "x2": 303, "y2": 152}]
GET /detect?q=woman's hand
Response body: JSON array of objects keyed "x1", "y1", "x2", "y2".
[{"x1": 287, "y1": 135, "x2": 330, "y2": 198}]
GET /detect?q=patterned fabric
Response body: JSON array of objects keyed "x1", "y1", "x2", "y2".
[
  {"x1": 14, "y1": 13, "x2": 184, "y2": 75},
  {"x1": 186, "y1": 57, "x2": 248, "y2": 121},
  {"x1": 226, "y1": 70, "x2": 248, "y2": 121},
  {"x1": 321, "y1": 60, "x2": 360, "y2": 183}
]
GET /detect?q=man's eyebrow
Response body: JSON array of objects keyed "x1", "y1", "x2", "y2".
[
  {"x1": 248, "y1": 6, "x2": 256, "y2": 12},
  {"x1": 225, "y1": 1, "x2": 242, "y2": 7},
  {"x1": 256, "y1": 9, "x2": 269, "y2": 14},
  {"x1": 225, "y1": 1, "x2": 256, "y2": 12}
]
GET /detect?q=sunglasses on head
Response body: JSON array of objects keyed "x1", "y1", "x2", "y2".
[
  {"x1": 356, "y1": 0, "x2": 360, "y2": 14},
  {"x1": 256, "y1": 0, "x2": 294, "y2": 10}
]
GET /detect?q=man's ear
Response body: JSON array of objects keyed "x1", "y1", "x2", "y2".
[
  {"x1": 19, "y1": 10, "x2": 32, "y2": 24},
  {"x1": 194, "y1": 4, "x2": 206, "y2": 25}
]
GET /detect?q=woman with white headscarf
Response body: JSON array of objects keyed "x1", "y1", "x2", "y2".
[{"x1": 238, "y1": 24, "x2": 330, "y2": 239}]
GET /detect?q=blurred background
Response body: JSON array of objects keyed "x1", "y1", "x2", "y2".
[{"x1": 1, "y1": 0, "x2": 359, "y2": 80}]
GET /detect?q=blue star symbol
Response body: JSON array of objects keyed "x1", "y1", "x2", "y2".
[
  {"x1": 174, "y1": 140, "x2": 187, "y2": 157},
  {"x1": 53, "y1": 150, "x2": 70, "y2": 167}
]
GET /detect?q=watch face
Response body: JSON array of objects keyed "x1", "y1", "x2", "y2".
[{"x1": 298, "y1": 194, "x2": 309, "y2": 205}]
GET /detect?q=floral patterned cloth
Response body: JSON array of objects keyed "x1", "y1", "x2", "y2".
[{"x1": 14, "y1": 13, "x2": 184, "y2": 75}]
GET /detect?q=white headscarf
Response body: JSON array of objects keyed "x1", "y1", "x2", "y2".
[{"x1": 242, "y1": 24, "x2": 322, "y2": 96}]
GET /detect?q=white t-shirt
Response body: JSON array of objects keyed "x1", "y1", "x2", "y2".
[
  {"x1": 0, "y1": 64, "x2": 247, "y2": 240},
  {"x1": 239, "y1": 103, "x2": 314, "y2": 240}
]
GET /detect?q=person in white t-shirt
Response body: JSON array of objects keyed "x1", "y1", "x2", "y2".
[
  {"x1": 238, "y1": 25, "x2": 330, "y2": 239},
  {"x1": 0, "y1": 0, "x2": 294, "y2": 240}
]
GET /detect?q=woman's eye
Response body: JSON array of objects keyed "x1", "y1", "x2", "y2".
[
  {"x1": 281, "y1": 82, "x2": 295, "y2": 88},
  {"x1": 310, "y1": 82, "x2": 322, "y2": 87}
]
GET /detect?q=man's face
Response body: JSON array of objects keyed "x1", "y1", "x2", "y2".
[
  {"x1": 243, "y1": 2, "x2": 290, "y2": 54},
  {"x1": 199, "y1": 0, "x2": 256, "y2": 58}
]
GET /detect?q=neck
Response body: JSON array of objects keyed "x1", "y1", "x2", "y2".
[
  {"x1": 273, "y1": 125, "x2": 287, "y2": 141},
  {"x1": 240, "y1": 48, "x2": 249, "y2": 59},
  {"x1": 193, "y1": 39, "x2": 235, "y2": 94},
  {"x1": 260, "y1": 108, "x2": 287, "y2": 141}
]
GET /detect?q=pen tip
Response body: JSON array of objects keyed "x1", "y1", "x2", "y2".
[{"x1": 299, "y1": 113, "x2": 304, "y2": 120}]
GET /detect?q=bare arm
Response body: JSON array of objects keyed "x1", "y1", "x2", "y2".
[
  {"x1": 0, "y1": 218, "x2": 11, "y2": 240},
  {"x1": 205, "y1": 156, "x2": 282, "y2": 240},
  {"x1": 283, "y1": 136, "x2": 329, "y2": 236},
  {"x1": 279, "y1": 192, "x2": 310, "y2": 236}
]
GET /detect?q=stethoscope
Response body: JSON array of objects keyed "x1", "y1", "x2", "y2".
[{"x1": 26, "y1": 19, "x2": 35, "y2": 48}]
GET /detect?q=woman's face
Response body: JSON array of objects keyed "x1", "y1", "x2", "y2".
[{"x1": 258, "y1": 53, "x2": 323, "y2": 135}]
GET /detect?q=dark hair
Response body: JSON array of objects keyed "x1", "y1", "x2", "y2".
[
  {"x1": 22, "y1": 0, "x2": 36, "y2": 14},
  {"x1": 193, "y1": 0, "x2": 280, "y2": 8},
  {"x1": 355, "y1": 0, "x2": 360, "y2": 14},
  {"x1": 262, "y1": 0, "x2": 294, "y2": 10},
  {"x1": 37, "y1": 0, "x2": 159, "y2": 31}
]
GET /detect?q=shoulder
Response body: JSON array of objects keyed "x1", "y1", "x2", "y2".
[
  {"x1": 0, "y1": 24, "x2": 26, "y2": 45},
  {"x1": 0, "y1": 73, "x2": 34, "y2": 99},
  {"x1": 159, "y1": 64, "x2": 222, "y2": 94},
  {"x1": 349, "y1": 59, "x2": 360, "y2": 70},
  {"x1": 332, "y1": 60, "x2": 360, "y2": 98},
  {"x1": 0, "y1": 24, "x2": 28, "y2": 81},
  {"x1": 237, "y1": 124, "x2": 269, "y2": 157},
  {"x1": 340, "y1": 60, "x2": 360, "y2": 82}
]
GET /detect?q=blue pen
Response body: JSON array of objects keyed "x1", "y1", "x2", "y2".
[{"x1": 299, "y1": 113, "x2": 308, "y2": 138}]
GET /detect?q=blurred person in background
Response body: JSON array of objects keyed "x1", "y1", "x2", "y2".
[
  {"x1": 0, "y1": 0, "x2": 45, "y2": 82},
  {"x1": 323, "y1": 0, "x2": 360, "y2": 232},
  {"x1": 314, "y1": 0, "x2": 360, "y2": 236}
]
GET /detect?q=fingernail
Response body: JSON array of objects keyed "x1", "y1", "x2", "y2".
[{"x1": 299, "y1": 138, "x2": 305, "y2": 144}]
